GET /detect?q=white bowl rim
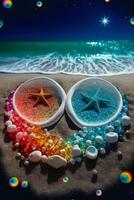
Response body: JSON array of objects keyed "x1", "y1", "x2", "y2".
[
  {"x1": 66, "y1": 77, "x2": 123, "y2": 128},
  {"x1": 13, "y1": 77, "x2": 66, "y2": 127}
]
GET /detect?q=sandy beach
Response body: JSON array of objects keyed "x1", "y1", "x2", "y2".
[{"x1": 0, "y1": 73, "x2": 134, "y2": 199}]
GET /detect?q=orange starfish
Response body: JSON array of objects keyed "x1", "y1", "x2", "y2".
[{"x1": 29, "y1": 88, "x2": 52, "y2": 107}]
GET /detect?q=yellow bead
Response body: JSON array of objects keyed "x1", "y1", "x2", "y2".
[
  {"x1": 48, "y1": 139, "x2": 53, "y2": 144},
  {"x1": 60, "y1": 149, "x2": 66, "y2": 154}
]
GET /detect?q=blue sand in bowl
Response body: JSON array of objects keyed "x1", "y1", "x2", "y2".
[{"x1": 72, "y1": 85, "x2": 119, "y2": 125}]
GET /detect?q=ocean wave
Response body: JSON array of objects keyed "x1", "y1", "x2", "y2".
[{"x1": 0, "y1": 52, "x2": 134, "y2": 75}]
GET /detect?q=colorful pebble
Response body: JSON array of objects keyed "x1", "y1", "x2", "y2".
[
  {"x1": 120, "y1": 171, "x2": 133, "y2": 184},
  {"x1": 8, "y1": 177, "x2": 19, "y2": 188},
  {"x1": 105, "y1": 132, "x2": 118, "y2": 143},
  {"x1": 86, "y1": 146, "x2": 98, "y2": 160},
  {"x1": 122, "y1": 116, "x2": 131, "y2": 126},
  {"x1": 21, "y1": 180, "x2": 29, "y2": 188}
]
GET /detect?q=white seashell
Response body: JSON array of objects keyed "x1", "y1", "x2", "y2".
[
  {"x1": 72, "y1": 145, "x2": 81, "y2": 157},
  {"x1": 95, "y1": 136, "x2": 103, "y2": 144},
  {"x1": 122, "y1": 116, "x2": 131, "y2": 126},
  {"x1": 105, "y1": 132, "x2": 118, "y2": 143},
  {"x1": 5, "y1": 120, "x2": 12, "y2": 126},
  {"x1": 21, "y1": 155, "x2": 25, "y2": 160},
  {"x1": 86, "y1": 146, "x2": 98, "y2": 160},
  {"x1": 24, "y1": 160, "x2": 30, "y2": 166},
  {"x1": 92, "y1": 169, "x2": 98, "y2": 175},
  {"x1": 99, "y1": 148, "x2": 106, "y2": 155},
  {"x1": 28, "y1": 151, "x2": 42, "y2": 162},
  {"x1": 45, "y1": 155, "x2": 67, "y2": 169},
  {"x1": 86, "y1": 140, "x2": 92, "y2": 146},
  {"x1": 7, "y1": 124, "x2": 17, "y2": 133},
  {"x1": 16, "y1": 152, "x2": 21, "y2": 159},
  {"x1": 14, "y1": 143, "x2": 19, "y2": 148},
  {"x1": 107, "y1": 125, "x2": 114, "y2": 132},
  {"x1": 44, "y1": 128, "x2": 48, "y2": 132},
  {"x1": 70, "y1": 158, "x2": 76, "y2": 165},
  {"x1": 117, "y1": 151, "x2": 122, "y2": 156},
  {"x1": 41, "y1": 155, "x2": 48, "y2": 163}
]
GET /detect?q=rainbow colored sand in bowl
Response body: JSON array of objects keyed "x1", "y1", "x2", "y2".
[{"x1": 15, "y1": 86, "x2": 59, "y2": 123}]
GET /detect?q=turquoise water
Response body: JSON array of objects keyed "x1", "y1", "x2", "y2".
[
  {"x1": 72, "y1": 85, "x2": 119, "y2": 124},
  {"x1": 0, "y1": 40, "x2": 134, "y2": 75}
]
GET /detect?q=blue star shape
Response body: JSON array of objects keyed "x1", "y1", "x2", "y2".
[{"x1": 80, "y1": 88, "x2": 110, "y2": 113}]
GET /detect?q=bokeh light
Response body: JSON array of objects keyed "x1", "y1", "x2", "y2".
[
  {"x1": 3, "y1": 0, "x2": 13, "y2": 9},
  {"x1": 21, "y1": 180, "x2": 29, "y2": 188},
  {"x1": 105, "y1": 0, "x2": 110, "y2": 2},
  {"x1": 36, "y1": 1, "x2": 43, "y2": 8},
  {"x1": 96, "y1": 189, "x2": 103, "y2": 196},
  {"x1": 9, "y1": 177, "x2": 19, "y2": 188},
  {"x1": 0, "y1": 19, "x2": 4, "y2": 29},
  {"x1": 120, "y1": 171, "x2": 133, "y2": 184},
  {"x1": 63, "y1": 177, "x2": 70, "y2": 183},
  {"x1": 130, "y1": 17, "x2": 134, "y2": 25}
]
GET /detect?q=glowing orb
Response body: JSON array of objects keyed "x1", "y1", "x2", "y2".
[
  {"x1": 130, "y1": 17, "x2": 134, "y2": 25},
  {"x1": 120, "y1": 171, "x2": 133, "y2": 184},
  {"x1": 9, "y1": 177, "x2": 19, "y2": 188},
  {"x1": 0, "y1": 19, "x2": 4, "y2": 29},
  {"x1": 63, "y1": 177, "x2": 70, "y2": 183},
  {"x1": 36, "y1": 1, "x2": 43, "y2": 8},
  {"x1": 105, "y1": 0, "x2": 110, "y2": 2},
  {"x1": 96, "y1": 189, "x2": 103, "y2": 196},
  {"x1": 21, "y1": 180, "x2": 29, "y2": 188},
  {"x1": 3, "y1": 0, "x2": 13, "y2": 8}
]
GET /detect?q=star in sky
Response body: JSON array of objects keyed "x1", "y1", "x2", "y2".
[
  {"x1": 100, "y1": 16, "x2": 110, "y2": 27},
  {"x1": 80, "y1": 88, "x2": 110, "y2": 113},
  {"x1": 29, "y1": 88, "x2": 52, "y2": 107}
]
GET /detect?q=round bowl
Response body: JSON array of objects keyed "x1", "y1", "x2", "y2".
[
  {"x1": 13, "y1": 77, "x2": 66, "y2": 127},
  {"x1": 66, "y1": 78, "x2": 123, "y2": 128}
]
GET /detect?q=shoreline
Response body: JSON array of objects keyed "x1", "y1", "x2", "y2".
[{"x1": 1, "y1": 71, "x2": 134, "y2": 77}]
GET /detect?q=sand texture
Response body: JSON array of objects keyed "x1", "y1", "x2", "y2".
[{"x1": 0, "y1": 73, "x2": 134, "y2": 198}]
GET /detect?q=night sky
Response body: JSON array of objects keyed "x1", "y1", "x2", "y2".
[{"x1": 0, "y1": 0, "x2": 134, "y2": 41}]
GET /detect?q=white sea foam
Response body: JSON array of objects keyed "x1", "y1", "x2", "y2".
[{"x1": 0, "y1": 52, "x2": 134, "y2": 76}]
